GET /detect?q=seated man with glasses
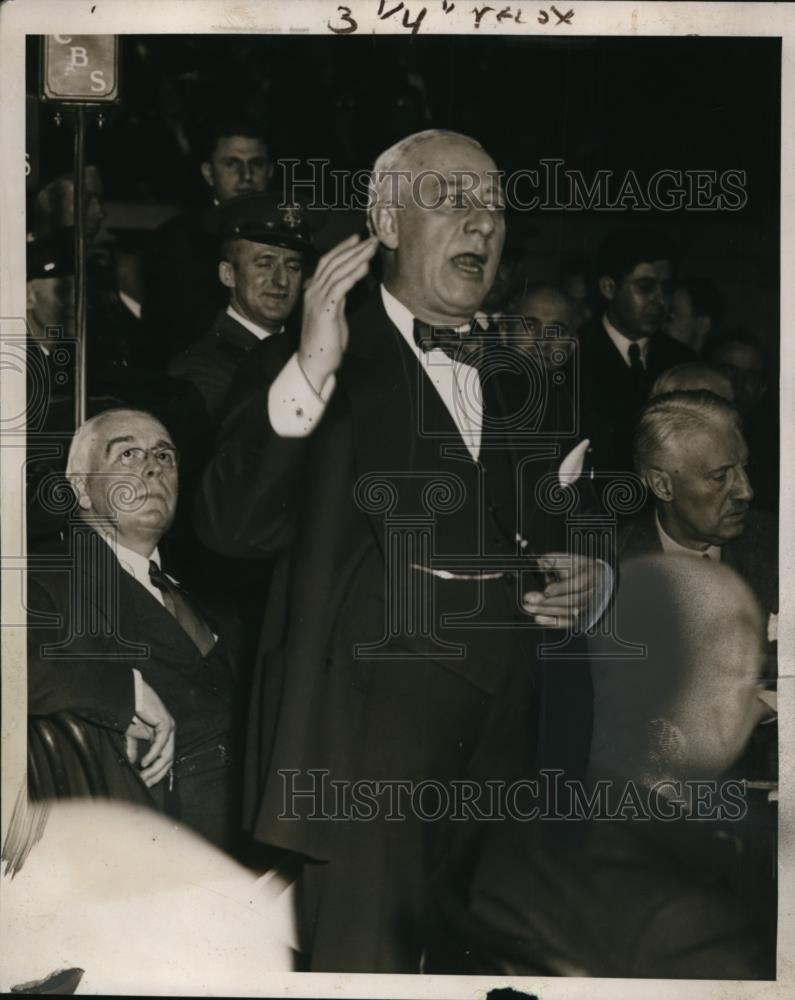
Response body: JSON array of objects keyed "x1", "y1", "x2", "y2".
[{"x1": 26, "y1": 408, "x2": 244, "y2": 851}]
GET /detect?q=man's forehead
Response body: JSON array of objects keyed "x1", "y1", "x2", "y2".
[
  {"x1": 672, "y1": 419, "x2": 743, "y2": 465},
  {"x1": 521, "y1": 290, "x2": 571, "y2": 314},
  {"x1": 629, "y1": 259, "x2": 672, "y2": 280},
  {"x1": 94, "y1": 413, "x2": 172, "y2": 446},
  {"x1": 408, "y1": 136, "x2": 498, "y2": 174},
  {"x1": 214, "y1": 135, "x2": 268, "y2": 156},
  {"x1": 239, "y1": 238, "x2": 302, "y2": 261}
]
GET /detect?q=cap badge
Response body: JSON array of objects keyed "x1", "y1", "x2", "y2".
[{"x1": 283, "y1": 204, "x2": 302, "y2": 229}]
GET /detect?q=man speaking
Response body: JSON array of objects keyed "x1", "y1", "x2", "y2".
[{"x1": 196, "y1": 130, "x2": 606, "y2": 971}]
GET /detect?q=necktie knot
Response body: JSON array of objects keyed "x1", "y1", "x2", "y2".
[{"x1": 413, "y1": 318, "x2": 488, "y2": 366}]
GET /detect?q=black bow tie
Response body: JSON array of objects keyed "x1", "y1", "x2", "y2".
[{"x1": 413, "y1": 318, "x2": 487, "y2": 365}]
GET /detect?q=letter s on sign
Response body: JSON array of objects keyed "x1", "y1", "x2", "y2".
[{"x1": 90, "y1": 70, "x2": 106, "y2": 93}]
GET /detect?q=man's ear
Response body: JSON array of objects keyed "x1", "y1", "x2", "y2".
[
  {"x1": 598, "y1": 275, "x2": 616, "y2": 302},
  {"x1": 26, "y1": 282, "x2": 38, "y2": 312},
  {"x1": 645, "y1": 467, "x2": 673, "y2": 503},
  {"x1": 368, "y1": 205, "x2": 399, "y2": 251},
  {"x1": 200, "y1": 161, "x2": 214, "y2": 190},
  {"x1": 70, "y1": 475, "x2": 92, "y2": 511},
  {"x1": 218, "y1": 260, "x2": 235, "y2": 290}
]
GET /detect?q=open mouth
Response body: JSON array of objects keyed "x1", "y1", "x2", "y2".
[{"x1": 451, "y1": 253, "x2": 487, "y2": 279}]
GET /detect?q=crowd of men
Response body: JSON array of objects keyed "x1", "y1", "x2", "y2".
[{"x1": 23, "y1": 121, "x2": 779, "y2": 978}]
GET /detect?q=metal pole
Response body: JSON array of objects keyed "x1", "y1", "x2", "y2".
[{"x1": 73, "y1": 104, "x2": 87, "y2": 428}]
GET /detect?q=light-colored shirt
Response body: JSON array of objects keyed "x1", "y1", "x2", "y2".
[
  {"x1": 603, "y1": 313, "x2": 650, "y2": 368},
  {"x1": 99, "y1": 534, "x2": 167, "y2": 714},
  {"x1": 381, "y1": 284, "x2": 484, "y2": 461},
  {"x1": 267, "y1": 284, "x2": 484, "y2": 459},
  {"x1": 119, "y1": 290, "x2": 142, "y2": 320},
  {"x1": 226, "y1": 304, "x2": 283, "y2": 342},
  {"x1": 655, "y1": 511, "x2": 721, "y2": 561}
]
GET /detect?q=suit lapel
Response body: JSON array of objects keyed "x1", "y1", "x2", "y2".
[{"x1": 76, "y1": 536, "x2": 202, "y2": 665}]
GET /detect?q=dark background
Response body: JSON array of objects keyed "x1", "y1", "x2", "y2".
[{"x1": 27, "y1": 33, "x2": 781, "y2": 347}]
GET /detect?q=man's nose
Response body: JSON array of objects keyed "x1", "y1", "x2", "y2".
[
  {"x1": 464, "y1": 207, "x2": 497, "y2": 237},
  {"x1": 240, "y1": 159, "x2": 254, "y2": 182},
  {"x1": 142, "y1": 453, "x2": 163, "y2": 477},
  {"x1": 733, "y1": 465, "x2": 754, "y2": 502},
  {"x1": 272, "y1": 263, "x2": 287, "y2": 288}
]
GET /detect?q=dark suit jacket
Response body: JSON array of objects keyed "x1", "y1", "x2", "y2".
[
  {"x1": 194, "y1": 292, "x2": 582, "y2": 969},
  {"x1": 430, "y1": 802, "x2": 775, "y2": 979},
  {"x1": 141, "y1": 212, "x2": 225, "y2": 364},
  {"x1": 168, "y1": 310, "x2": 285, "y2": 421},
  {"x1": 617, "y1": 506, "x2": 778, "y2": 620},
  {"x1": 27, "y1": 529, "x2": 243, "y2": 847},
  {"x1": 578, "y1": 316, "x2": 696, "y2": 476}
]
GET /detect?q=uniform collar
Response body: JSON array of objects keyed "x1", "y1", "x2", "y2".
[{"x1": 226, "y1": 304, "x2": 283, "y2": 341}]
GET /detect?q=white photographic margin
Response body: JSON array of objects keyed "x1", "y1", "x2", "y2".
[{"x1": 1, "y1": 1, "x2": 792, "y2": 997}]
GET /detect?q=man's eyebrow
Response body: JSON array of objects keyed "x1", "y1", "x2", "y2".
[
  {"x1": 154, "y1": 439, "x2": 176, "y2": 450},
  {"x1": 105, "y1": 436, "x2": 133, "y2": 454}
]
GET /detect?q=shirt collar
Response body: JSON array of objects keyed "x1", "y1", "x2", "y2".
[
  {"x1": 119, "y1": 290, "x2": 142, "y2": 320},
  {"x1": 655, "y1": 511, "x2": 722, "y2": 561},
  {"x1": 226, "y1": 304, "x2": 283, "y2": 341},
  {"x1": 603, "y1": 313, "x2": 650, "y2": 366},
  {"x1": 380, "y1": 284, "x2": 488, "y2": 351},
  {"x1": 101, "y1": 532, "x2": 161, "y2": 584}
]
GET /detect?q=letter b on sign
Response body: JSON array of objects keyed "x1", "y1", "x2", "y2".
[{"x1": 41, "y1": 36, "x2": 119, "y2": 103}]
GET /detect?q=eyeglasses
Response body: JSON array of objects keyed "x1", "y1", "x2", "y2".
[{"x1": 115, "y1": 446, "x2": 179, "y2": 470}]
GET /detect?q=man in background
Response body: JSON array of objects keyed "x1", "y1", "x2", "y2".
[
  {"x1": 578, "y1": 229, "x2": 695, "y2": 477},
  {"x1": 142, "y1": 117, "x2": 274, "y2": 363},
  {"x1": 620, "y1": 390, "x2": 776, "y2": 623},
  {"x1": 168, "y1": 193, "x2": 323, "y2": 421}
]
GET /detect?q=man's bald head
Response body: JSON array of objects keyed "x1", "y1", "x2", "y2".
[
  {"x1": 368, "y1": 130, "x2": 505, "y2": 326},
  {"x1": 589, "y1": 555, "x2": 766, "y2": 783}
]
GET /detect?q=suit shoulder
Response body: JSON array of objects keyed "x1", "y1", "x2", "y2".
[{"x1": 654, "y1": 333, "x2": 696, "y2": 365}]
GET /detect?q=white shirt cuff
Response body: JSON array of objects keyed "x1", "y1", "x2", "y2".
[
  {"x1": 132, "y1": 667, "x2": 143, "y2": 714},
  {"x1": 267, "y1": 353, "x2": 336, "y2": 437}
]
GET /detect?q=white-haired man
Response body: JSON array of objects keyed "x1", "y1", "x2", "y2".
[
  {"x1": 618, "y1": 390, "x2": 777, "y2": 622},
  {"x1": 27, "y1": 408, "x2": 243, "y2": 850},
  {"x1": 196, "y1": 130, "x2": 609, "y2": 970}
]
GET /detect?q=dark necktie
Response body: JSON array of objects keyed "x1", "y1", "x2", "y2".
[
  {"x1": 627, "y1": 341, "x2": 648, "y2": 401},
  {"x1": 148, "y1": 561, "x2": 216, "y2": 657},
  {"x1": 413, "y1": 318, "x2": 482, "y2": 366}
]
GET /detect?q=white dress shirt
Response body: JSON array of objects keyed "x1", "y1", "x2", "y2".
[
  {"x1": 266, "y1": 284, "x2": 484, "y2": 457},
  {"x1": 381, "y1": 285, "x2": 483, "y2": 460},
  {"x1": 226, "y1": 305, "x2": 283, "y2": 342},
  {"x1": 655, "y1": 511, "x2": 721, "y2": 561},
  {"x1": 119, "y1": 290, "x2": 142, "y2": 320},
  {"x1": 100, "y1": 534, "x2": 169, "y2": 713},
  {"x1": 603, "y1": 313, "x2": 650, "y2": 367}
]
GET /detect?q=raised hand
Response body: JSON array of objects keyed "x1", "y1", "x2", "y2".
[{"x1": 297, "y1": 233, "x2": 379, "y2": 392}]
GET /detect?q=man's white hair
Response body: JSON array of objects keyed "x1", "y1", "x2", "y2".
[
  {"x1": 367, "y1": 129, "x2": 484, "y2": 218},
  {"x1": 65, "y1": 407, "x2": 163, "y2": 485}
]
